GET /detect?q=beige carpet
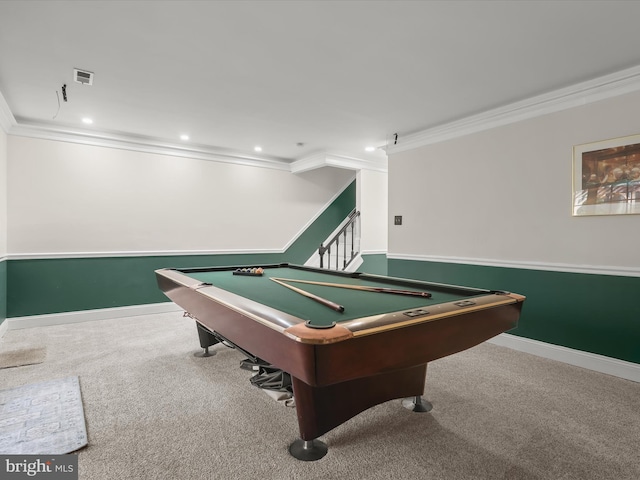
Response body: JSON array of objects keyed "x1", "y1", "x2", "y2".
[
  {"x1": 0, "y1": 347, "x2": 46, "y2": 369},
  {"x1": 0, "y1": 312, "x2": 638, "y2": 480}
]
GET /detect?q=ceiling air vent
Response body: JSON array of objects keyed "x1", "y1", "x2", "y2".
[{"x1": 73, "y1": 68, "x2": 94, "y2": 85}]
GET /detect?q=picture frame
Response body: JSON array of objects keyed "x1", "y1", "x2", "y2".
[{"x1": 572, "y1": 134, "x2": 640, "y2": 216}]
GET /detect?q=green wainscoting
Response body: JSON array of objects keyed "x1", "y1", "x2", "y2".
[
  {"x1": 358, "y1": 254, "x2": 388, "y2": 275},
  {"x1": 6, "y1": 254, "x2": 283, "y2": 317},
  {"x1": 6, "y1": 181, "x2": 356, "y2": 318},
  {"x1": 0, "y1": 259, "x2": 6, "y2": 324},
  {"x1": 388, "y1": 258, "x2": 640, "y2": 365}
]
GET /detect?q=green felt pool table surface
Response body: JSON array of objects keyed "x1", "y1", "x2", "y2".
[{"x1": 182, "y1": 264, "x2": 492, "y2": 329}]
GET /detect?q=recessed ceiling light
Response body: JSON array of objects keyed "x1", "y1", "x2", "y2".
[
  {"x1": 82, "y1": 118, "x2": 93, "y2": 124},
  {"x1": 254, "y1": 146, "x2": 262, "y2": 152},
  {"x1": 180, "y1": 134, "x2": 189, "y2": 141},
  {"x1": 365, "y1": 146, "x2": 375, "y2": 152}
]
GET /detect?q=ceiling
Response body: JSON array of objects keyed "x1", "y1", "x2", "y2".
[{"x1": 2, "y1": 0, "x2": 640, "y2": 168}]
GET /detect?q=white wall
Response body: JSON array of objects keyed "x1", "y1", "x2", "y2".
[
  {"x1": 7, "y1": 136, "x2": 354, "y2": 255},
  {"x1": 388, "y1": 89, "x2": 640, "y2": 271},
  {"x1": 0, "y1": 127, "x2": 7, "y2": 257},
  {"x1": 357, "y1": 168, "x2": 388, "y2": 254}
]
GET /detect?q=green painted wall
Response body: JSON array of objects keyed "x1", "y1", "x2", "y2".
[
  {"x1": 358, "y1": 254, "x2": 388, "y2": 276},
  {"x1": 6, "y1": 254, "x2": 282, "y2": 317},
  {"x1": 6, "y1": 181, "x2": 356, "y2": 318},
  {"x1": 0, "y1": 260, "x2": 6, "y2": 324},
  {"x1": 388, "y1": 258, "x2": 640, "y2": 365}
]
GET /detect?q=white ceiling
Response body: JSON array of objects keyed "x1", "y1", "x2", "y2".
[{"x1": 2, "y1": 0, "x2": 640, "y2": 168}]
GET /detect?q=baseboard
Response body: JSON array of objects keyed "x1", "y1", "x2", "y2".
[
  {"x1": 2, "y1": 302, "x2": 182, "y2": 334},
  {"x1": 0, "y1": 319, "x2": 8, "y2": 339},
  {"x1": 488, "y1": 333, "x2": 640, "y2": 383}
]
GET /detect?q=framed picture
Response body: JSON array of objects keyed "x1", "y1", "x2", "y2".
[{"x1": 572, "y1": 134, "x2": 640, "y2": 216}]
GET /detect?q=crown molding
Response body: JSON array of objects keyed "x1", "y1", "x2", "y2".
[
  {"x1": 1, "y1": 88, "x2": 388, "y2": 172},
  {"x1": 8, "y1": 119, "x2": 294, "y2": 171},
  {"x1": 291, "y1": 152, "x2": 388, "y2": 173},
  {"x1": 387, "y1": 64, "x2": 640, "y2": 154},
  {"x1": 4, "y1": 116, "x2": 389, "y2": 172},
  {"x1": 0, "y1": 90, "x2": 17, "y2": 133}
]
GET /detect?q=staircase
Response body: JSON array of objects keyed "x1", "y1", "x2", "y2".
[{"x1": 305, "y1": 210, "x2": 362, "y2": 272}]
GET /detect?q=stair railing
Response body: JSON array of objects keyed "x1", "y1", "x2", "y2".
[{"x1": 318, "y1": 210, "x2": 361, "y2": 270}]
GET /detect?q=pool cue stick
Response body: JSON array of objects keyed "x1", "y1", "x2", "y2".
[
  {"x1": 272, "y1": 277, "x2": 432, "y2": 298},
  {"x1": 270, "y1": 278, "x2": 345, "y2": 313}
]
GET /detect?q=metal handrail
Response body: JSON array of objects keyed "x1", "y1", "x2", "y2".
[{"x1": 318, "y1": 210, "x2": 360, "y2": 270}]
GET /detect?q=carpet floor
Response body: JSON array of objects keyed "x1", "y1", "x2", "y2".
[{"x1": 0, "y1": 312, "x2": 638, "y2": 479}]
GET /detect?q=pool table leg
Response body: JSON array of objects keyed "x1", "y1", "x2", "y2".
[
  {"x1": 401, "y1": 395, "x2": 433, "y2": 412},
  {"x1": 288, "y1": 439, "x2": 328, "y2": 461},
  {"x1": 288, "y1": 363, "x2": 428, "y2": 460},
  {"x1": 401, "y1": 363, "x2": 433, "y2": 412},
  {"x1": 194, "y1": 321, "x2": 219, "y2": 357}
]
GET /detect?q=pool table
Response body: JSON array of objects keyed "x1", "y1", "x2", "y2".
[{"x1": 156, "y1": 263, "x2": 525, "y2": 460}]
